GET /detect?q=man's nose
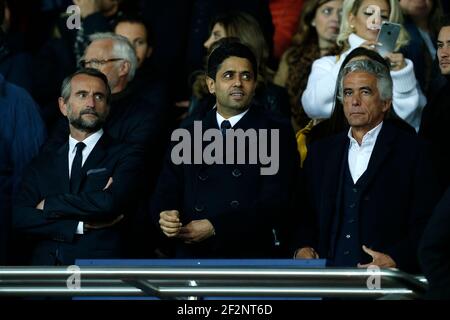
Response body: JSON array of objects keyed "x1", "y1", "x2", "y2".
[
  {"x1": 351, "y1": 94, "x2": 361, "y2": 106},
  {"x1": 85, "y1": 95, "x2": 96, "y2": 108},
  {"x1": 233, "y1": 76, "x2": 242, "y2": 87},
  {"x1": 440, "y1": 47, "x2": 450, "y2": 58},
  {"x1": 204, "y1": 36, "x2": 213, "y2": 50}
]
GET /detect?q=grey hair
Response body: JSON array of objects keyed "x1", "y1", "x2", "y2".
[
  {"x1": 337, "y1": 59, "x2": 393, "y2": 104},
  {"x1": 89, "y1": 32, "x2": 138, "y2": 81},
  {"x1": 61, "y1": 68, "x2": 112, "y2": 104}
]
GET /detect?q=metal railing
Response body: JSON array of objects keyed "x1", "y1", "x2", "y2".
[{"x1": 0, "y1": 266, "x2": 428, "y2": 299}]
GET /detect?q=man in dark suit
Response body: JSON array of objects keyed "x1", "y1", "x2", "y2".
[
  {"x1": 419, "y1": 186, "x2": 450, "y2": 299},
  {"x1": 152, "y1": 41, "x2": 299, "y2": 258},
  {"x1": 294, "y1": 58, "x2": 438, "y2": 273},
  {"x1": 13, "y1": 68, "x2": 143, "y2": 265},
  {"x1": 44, "y1": 32, "x2": 166, "y2": 258},
  {"x1": 419, "y1": 20, "x2": 450, "y2": 195}
]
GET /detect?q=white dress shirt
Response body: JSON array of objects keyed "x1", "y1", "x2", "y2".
[
  {"x1": 347, "y1": 122, "x2": 383, "y2": 184},
  {"x1": 302, "y1": 33, "x2": 426, "y2": 131},
  {"x1": 68, "y1": 129, "x2": 104, "y2": 234},
  {"x1": 216, "y1": 108, "x2": 249, "y2": 128}
]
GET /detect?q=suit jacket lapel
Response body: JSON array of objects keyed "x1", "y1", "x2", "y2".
[
  {"x1": 358, "y1": 122, "x2": 396, "y2": 194},
  {"x1": 55, "y1": 142, "x2": 70, "y2": 193},
  {"x1": 321, "y1": 133, "x2": 349, "y2": 253},
  {"x1": 72, "y1": 134, "x2": 109, "y2": 193}
]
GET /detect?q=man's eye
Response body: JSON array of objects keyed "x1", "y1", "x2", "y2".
[
  {"x1": 94, "y1": 94, "x2": 104, "y2": 101},
  {"x1": 438, "y1": 43, "x2": 443, "y2": 48},
  {"x1": 322, "y1": 8, "x2": 332, "y2": 15},
  {"x1": 77, "y1": 93, "x2": 87, "y2": 98},
  {"x1": 223, "y1": 73, "x2": 232, "y2": 79},
  {"x1": 362, "y1": 90, "x2": 371, "y2": 95},
  {"x1": 344, "y1": 91, "x2": 352, "y2": 96}
]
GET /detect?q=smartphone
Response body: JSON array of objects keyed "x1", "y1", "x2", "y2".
[{"x1": 376, "y1": 22, "x2": 401, "y2": 57}]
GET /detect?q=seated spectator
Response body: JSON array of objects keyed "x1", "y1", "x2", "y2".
[
  {"x1": 399, "y1": 0, "x2": 444, "y2": 96},
  {"x1": 0, "y1": 74, "x2": 46, "y2": 265},
  {"x1": 302, "y1": 0, "x2": 426, "y2": 132},
  {"x1": 13, "y1": 68, "x2": 144, "y2": 265},
  {"x1": 274, "y1": 0, "x2": 343, "y2": 132},
  {"x1": 419, "y1": 19, "x2": 450, "y2": 194},
  {"x1": 114, "y1": 15, "x2": 170, "y2": 129},
  {"x1": 187, "y1": 11, "x2": 291, "y2": 121},
  {"x1": 293, "y1": 57, "x2": 439, "y2": 274}
]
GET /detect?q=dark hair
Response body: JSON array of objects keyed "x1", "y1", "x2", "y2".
[
  {"x1": 0, "y1": 0, "x2": 4, "y2": 26},
  {"x1": 114, "y1": 14, "x2": 154, "y2": 46},
  {"x1": 206, "y1": 39, "x2": 258, "y2": 80},
  {"x1": 439, "y1": 14, "x2": 450, "y2": 30},
  {"x1": 61, "y1": 68, "x2": 111, "y2": 104},
  {"x1": 207, "y1": 11, "x2": 268, "y2": 80}
]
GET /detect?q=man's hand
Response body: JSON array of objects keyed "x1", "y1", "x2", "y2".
[
  {"x1": 36, "y1": 199, "x2": 45, "y2": 210},
  {"x1": 85, "y1": 214, "x2": 124, "y2": 230},
  {"x1": 177, "y1": 219, "x2": 215, "y2": 244},
  {"x1": 357, "y1": 245, "x2": 397, "y2": 268},
  {"x1": 159, "y1": 210, "x2": 182, "y2": 238},
  {"x1": 73, "y1": 0, "x2": 102, "y2": 18},
  {"x1": 295, "y1": 247, "x2": 319, "y2": 259}
]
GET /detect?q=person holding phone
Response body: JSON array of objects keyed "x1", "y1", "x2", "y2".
[{"x1": 302, "y1": 0, "x2": 426, "y2": 132}]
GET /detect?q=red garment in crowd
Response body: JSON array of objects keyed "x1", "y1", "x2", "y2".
[{"x1": 269, "y1": 0, "x2": 304, "y2": 60}]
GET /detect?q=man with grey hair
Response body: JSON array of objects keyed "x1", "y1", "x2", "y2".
[
  {"x1": 293, "y1": 58, "x2": 439, "y2": 274},
  {"x1": 13, "y1": 68, "x2": 144, "y2": 265}
]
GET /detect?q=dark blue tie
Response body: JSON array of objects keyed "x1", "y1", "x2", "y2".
[
  {"x1": 221, "y1": 120, "x2": 232, "y2": 136},
  {"x1": 70, "y1": 142, "x2": 86, "y2": 193}
]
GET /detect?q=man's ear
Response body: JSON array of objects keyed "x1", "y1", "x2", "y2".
[
  {"x1": 206, "y1": 76, "x2": 215, "y2": 94},
  {"x1": 58, "y1": 97, "x2": 68, "y2": 116},
  {"x1": 382, "y1": 99, "x2": 392, "y2": 113},
  {"x1": 119, "y1": 60, "x2": 131, "y2": 78}
]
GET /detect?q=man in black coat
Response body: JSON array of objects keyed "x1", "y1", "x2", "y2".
[
  {"x1": 419, "y1": 186, "x2": 450, "y2": 299},
  {"x1": 419, "y1": 21, "x2": 450, "y2": 195},
  {"x1": 13, "y1": 68, "x2": 143, "y2": 265},
  {"x1": 44, "y1": 33, "x2": 167, "y2": 258},
  {"x1": 152, "y1": 41, "x2": 299, "y2": 258},
  {"x1": 294, "y1": 58, "x2": 439, "y2": 274}
]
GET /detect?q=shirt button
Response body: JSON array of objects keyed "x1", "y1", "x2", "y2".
[
  {"x1": 346, "y1": 234, "x2": 351, "y2": 239},
  {"x1": 348, "y1": 219, "x2": 355, "y2": 224},
  {"x1": 198, "y1": 173, "x2": 208, "y2": 181},
  {"x1": 349, "y1": 203, "x2": 356, "y2": 209},
  {"x1": 352, "y1": 188, "x2": 358, "y2": 193},
  {"x1": 344, "y1": 251, "x2": 350, "y2": 255}
]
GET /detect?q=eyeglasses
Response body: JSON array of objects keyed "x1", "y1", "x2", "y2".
[{"x1": 79, "y1": 58, "x2": 124, "y2": 68}]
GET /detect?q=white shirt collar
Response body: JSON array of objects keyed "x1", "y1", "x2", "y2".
[
  {"x1": 216, "y1": 107, "x2": 250, "y2": 128},
  {"x1": 347, "y1": 121, "x2": 383, "y2": 147},
  {"x1": 69, "y1": 129, "x2": 104, "y2": 155},
  {"x1": 348, "y1": 33, "x2": 367, "y2": 50}
]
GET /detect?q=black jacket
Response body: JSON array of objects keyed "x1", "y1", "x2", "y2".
[
  {"x1": 151, "y1": 106, "x2": 299, "y2": 258},
  {"x1": 13, "y1": 134, "x2": 143, "y2": 265},
  {"x1": 297, "y1": 122, "x2": 439, "y2": 273}
]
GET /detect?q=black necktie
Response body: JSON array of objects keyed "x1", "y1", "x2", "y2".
[
  {"x1": 221, "y1": 120, "x2": 232, "y2": 136},
  {"x1": 70, "y1": 142, "x2": 86, "y2": 193}
]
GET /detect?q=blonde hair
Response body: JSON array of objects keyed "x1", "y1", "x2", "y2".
[{"x1": 337, "y1": 0, "x2": 409, "y2": 51}]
